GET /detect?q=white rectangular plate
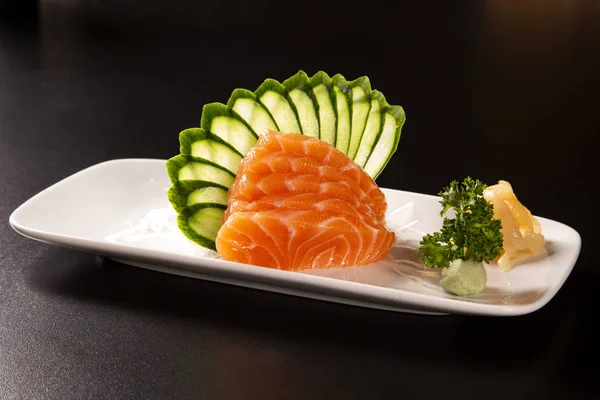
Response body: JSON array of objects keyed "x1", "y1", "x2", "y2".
[{"x1": 9, "y1": 159, "x2": 581, "y2": 316}]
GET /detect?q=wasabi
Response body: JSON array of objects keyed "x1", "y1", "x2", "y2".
[{"x1": 440, "y1": 258, "x2": 487, "y2": 296}]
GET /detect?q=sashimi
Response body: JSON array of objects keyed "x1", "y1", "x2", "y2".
[
  {"x1": 224, "y1": 172, "x2": 382, "y2": 223},
  {"x1": 237, "y1": 152, "x2": 386, "y2": 215},
  {"x1": 216, "y1": 130, "x2": 395, "y2": 270},
  {"x1": 224, "y1": 131, "x2": 387, "y2": 222}
]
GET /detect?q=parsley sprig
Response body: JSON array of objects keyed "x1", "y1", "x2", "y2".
[{"x1": 419, "y1": 177, "x2": 503, "y2": 268}]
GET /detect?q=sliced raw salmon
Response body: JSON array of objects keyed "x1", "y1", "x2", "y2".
[
  {"x1": 224, "y1": 172, "x2": 381, "y2": 222},
  {"x1": 225, "y1": 133, "x2": 387, "y2": 222},
  {"x1": 216, "y1": 130, "x2": 395, "y2": 270}
]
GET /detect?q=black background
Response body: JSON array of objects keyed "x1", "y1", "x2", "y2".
[{"x1": 1, "y1": 1, "x2": 599, "y2": 399}]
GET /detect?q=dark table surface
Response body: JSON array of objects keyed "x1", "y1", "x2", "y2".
[{"x1": 1, "y1": 1, "x2": 599, "y2": 399}]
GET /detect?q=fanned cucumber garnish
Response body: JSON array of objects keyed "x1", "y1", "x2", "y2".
[{"x1": 166, "y1": 70, "x2": 406, "y2": 250}]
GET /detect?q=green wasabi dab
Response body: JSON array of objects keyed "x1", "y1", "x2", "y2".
[{"x1": 440, "y1": 258, "x2": 487, "y2": 296}]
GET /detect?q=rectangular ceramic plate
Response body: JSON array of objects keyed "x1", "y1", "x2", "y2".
[{"x1": 9, "y1": 159, "x2": 581, "y2": 316}]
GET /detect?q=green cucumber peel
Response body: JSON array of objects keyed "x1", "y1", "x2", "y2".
[
  {"x1": 168, "y1": 183, "x2": 228, "y2": 214},
  {"x1": 309, "y1": 71, "x2": 337, "y2": 147},
  {"x1": 282, "y1": 70, "x2": 320, "y2": 139},
  {"x1": 166, "y1": 154, "x2": 235, "y2": 192},
  {"x1": 346, "y1": 76, "x2": 373, "y2": 160},
  {"x1": 253, "y1": 78, "x2": 302, "y2": 134},
  {"x1": 177, "y1": 204, "x2": 225, "y2": 251},
  {"x1": 227, "y1": 88, "x2": 279, "y2": 135},
  {"x1": 179, "y1": 128, "x2": 243, "y2": 175},
  {"x1": 331, "y1": 74, "x2": 352, "y2": 154},
  {"x1": 200, "y1": 102, "x2": 258, "y2": 156}
]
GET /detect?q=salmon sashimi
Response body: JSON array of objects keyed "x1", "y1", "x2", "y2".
[
  {"x1": 239, "y1": 152, "x2": 386, "y2": 215},
  {"x1": 224, "y1": 172, "x2": 382, "y2": 222},
  {"x1": 215, "y1": 130, "x2": 395, "y2": 270},
  {"x1": 225, "y1": 135, "x2": 387, "y2": 222}
]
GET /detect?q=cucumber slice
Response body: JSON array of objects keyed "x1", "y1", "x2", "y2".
[
  {"x1": 167, "y1": 155, "x2": 235, "y2": 191},
  {"x1": 282, "y1": 71, "x2": 319, "y2": 138},
  {"x1": 168, "y1": 183, "x2": 228, "y2": 213},
  {"x1": 178, "y1": 205, "x2": 225, "y2": 250},
  {"x1": 331, "y1": 74, "x2": 351, "y2": 155},
  {"x1": 179, "y1": 128, "x2": 243, "y2": 175},
  {"x1": 363, "y1": 105, "x2": 406, "y2": 179},
  {"x1": 186, "y1": 186, "x2": 229, "y2": 208},
  {"x1": 254, "y1": 79, "x2": 302, "y2": 134},
  {"x1": 179, "y1": 162, "x2": 235, "y2": 190},
  {"x1": 353, "y1": 90, "x2": 386, "y2": 167},
  {"x1": 347, "y1": 77, "x2": 372, "y2": 160},
  {"x1": 309, "y1": 71, "x2": 337, "y2": 147},
  {"x1": 200, "y1": 103, "x2": 258, "y2": 156},
  {"x1": 227, "y1": 89, "x2": 279, "y2": 135}
]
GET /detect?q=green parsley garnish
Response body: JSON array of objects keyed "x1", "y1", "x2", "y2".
[{"x1": 418, "y1": 177, "x2": 503, "y2": 268}]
